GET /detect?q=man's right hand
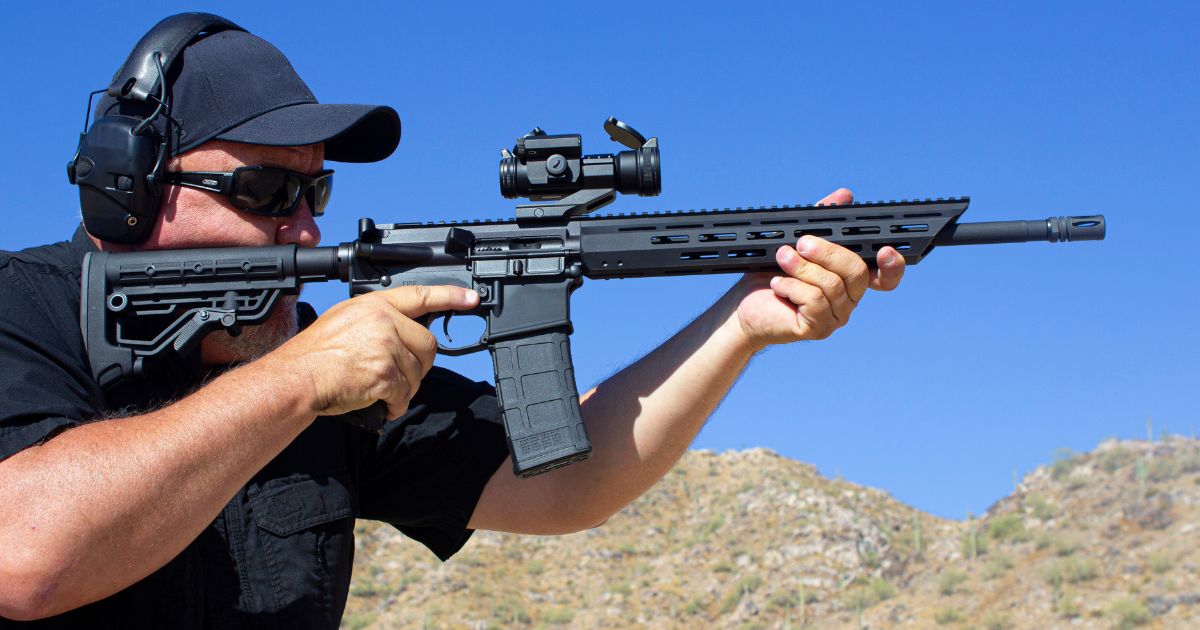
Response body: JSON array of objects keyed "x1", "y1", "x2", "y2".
[{"x1": 267, "y1": 285, "x2": 480, "y2": 420}]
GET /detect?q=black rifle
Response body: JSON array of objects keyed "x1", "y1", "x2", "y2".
[{"x1": 80, "y1": 119, "x2": 1106, "y2": 477}]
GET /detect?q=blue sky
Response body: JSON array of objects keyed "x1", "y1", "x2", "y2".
[{"x1": 2, "y1": 1, "x2": 1196, "y2": 519}]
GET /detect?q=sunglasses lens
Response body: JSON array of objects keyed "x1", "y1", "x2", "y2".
[
  {"x1": 308, "y1": 175, "x2": 333, "y2": 216},
  {"x1": 232, "y1": 168, "x2": 333, "y2": 217},
  {"x1": 233, "y1": 169, "x2": 293, "y2": 216}
]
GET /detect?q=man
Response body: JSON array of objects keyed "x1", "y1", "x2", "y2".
[{"x1": 0, "y1": 16, "x2": 904, "y2": 626}]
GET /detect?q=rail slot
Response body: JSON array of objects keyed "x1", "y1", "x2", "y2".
[
  {"x1": 794, "y1": 228, "x2": 833, "y2": 238},
  {"x1": 746, "y1": 230, "x2": 785, "y2": 240},
  {"x1": 890, "y1": 224, "x2": 929, "y2": 233},
  {"x1": 651, "y1": 235, "x2": 690, "y2": 245}
]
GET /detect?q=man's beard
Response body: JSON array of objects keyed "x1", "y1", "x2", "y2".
[{"x1": 203, "y1": 295, "x2": 301, "y2": 364}]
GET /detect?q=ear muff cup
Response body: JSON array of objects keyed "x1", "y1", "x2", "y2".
[
  {"x1": 74, "y1": 116, "x2": 163, "y2": 244},
  {"x1": 70, "y1": 13, "x2": 244, "y2": 244}
]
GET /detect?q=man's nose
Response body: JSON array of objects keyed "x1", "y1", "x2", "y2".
[{"x1": 275, "y1": 201, "x2": 322, "y2": 247}]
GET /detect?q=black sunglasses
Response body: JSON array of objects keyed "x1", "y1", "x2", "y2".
[{"x1": 163, "y1": 166, "x2": 334, "y2": 217}]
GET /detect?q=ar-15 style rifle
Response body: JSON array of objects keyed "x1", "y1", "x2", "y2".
[{"x1": 80, "y1": 118, "x2": 1106, "y2": 477}]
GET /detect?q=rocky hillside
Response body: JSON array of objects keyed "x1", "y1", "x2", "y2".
[{"x1": 341, "y1": 438, "x2": 1200, "y2": 629}]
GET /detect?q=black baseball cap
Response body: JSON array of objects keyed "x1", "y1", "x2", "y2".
[{"x1": 97, "y1": 29, "x2": 400, "y2": 163}]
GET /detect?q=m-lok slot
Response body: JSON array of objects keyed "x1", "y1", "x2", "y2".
[
  {"x1": 794, "y1": 228, "x2": 833, "y2": 238},
  {"x1": 651, "y1": 235, "x2": 689, "y2": 245},
  {"x1": 746, "y1": 230, "x2": 785, "y2": 240}
]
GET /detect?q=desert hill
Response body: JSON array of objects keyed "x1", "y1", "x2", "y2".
[{"x1": 341, "y1": 437, "x2": 1200, "y2": 629}]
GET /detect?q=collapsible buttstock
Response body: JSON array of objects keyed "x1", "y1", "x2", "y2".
[{"x1": 489, "y1": 330, "x2": 592, "y2": 477}]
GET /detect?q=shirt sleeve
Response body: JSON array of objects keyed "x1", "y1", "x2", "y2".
[
  {"x1": 356, "y1": 366, "x2": 508, "y2": 560},
  {"x1": 0, "y1": 262, "x2": 102, "y2": 461}
]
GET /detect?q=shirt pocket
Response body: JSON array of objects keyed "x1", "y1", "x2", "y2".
[{"x1": 247, "y1": 472, "x2": 359, "y2": 626}]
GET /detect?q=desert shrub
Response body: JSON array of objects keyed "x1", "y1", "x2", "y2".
[
  {"x1": 1147, "y1": 551, "x2": 1173, "y2": 574},
  {"x1": 962, "y1": 524, "x2": 988, "y2": 558},
  {"x1": 1107, "y1": 597, "x2": 1151, "y2": 629},
  {"x1": 342, "y1": 612, "x2": 377, "y2": 630},
  {"x1": 981, "y1": 611, "x2": 1013, "y2": 630},
  {"x1": 541, "y1": 607, "x2": 574, "y2": 625},
  {"x1": 1178, "y1": 448, "x2": 1200, "y2": 473},
  {"x1": 736, "y1": 575, "x2": 763, "y2": 594},
  {"x1": 933, "y1": 607, "x2": 962, "y2": 624},
  {"x1": 1025, "y1": 494, "x2": 1058, "y2": 521},
  {"x1": 493, "y1": 597, "x2": 532, "y2": 624},
  {"x1": 985, "y1": 553, "x2": 1014, "y2": 580},
  {"x1": 525, "y1": 560, "x2": 544, "y2": 576},
  {"x1": 1149, "y1": 457, "x2": 1183, "y2": 482},
  {"x1": 1097, "y1": 446, "x2": 1136, "y2": 473},
  {"x1": 1051, "y1": 448, "x2": 1081, "y2": 481},
  {"x1": 608, "y1": 580, "x2": 632, "y2": 596},
  {"x1": 1043, "y1": 557, "x2": 1099, "y2": 585},
  {"x1": 1065, "y1": 473, "x2": 1088, "y2": 492},
  {"x1": 1053, "y1": 534, "x2": 1083, "y2": 557},
  {"x1": 720, "y1": 590, "x2": 743, "y2": 615},
  {"x1": 988, "y1": 514, "x2": 1028, "y2": 542},
  {"x1": 842, "y1": 586, "x2": 879, "y2": 611},
  {"x1": 1058, "y1": 591, "x2": 1081, "y2": 619},
  {"x1": 768, "y1": 589, "x2": 817, "y2": 611},
  {"x1": 939, "y1": 570, "x2": 968, "y2": 596},
  {"x1": 869, "y1": 577, "x2": 896, "y2": 601},
  {"x1": 700, "y1": 515, "x2": 725, "y2": 537},
  {"x1": 349, "y1": 580, "x2": 382, "y2": 597}
]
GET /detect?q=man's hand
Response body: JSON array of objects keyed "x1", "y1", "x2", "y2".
[
  {"x1": 730, "y1": 188, "x2": 905, "y2": 352},
  {"x1": 267, "y1": 285, "x2": 479, "y2": 419}
]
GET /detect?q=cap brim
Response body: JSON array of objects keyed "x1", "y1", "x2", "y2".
[{"x1": 214, "y1": 103, "x2": 401, "y2": 163}]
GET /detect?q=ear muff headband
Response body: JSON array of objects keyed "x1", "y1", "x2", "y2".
[{"x1": 69, "y1": 13, "x2": 245, "y2": 244}]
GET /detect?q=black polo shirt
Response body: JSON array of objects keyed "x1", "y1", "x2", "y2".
[{"x1": 0, "y1": 228, "x2": 509, "y2": 628}]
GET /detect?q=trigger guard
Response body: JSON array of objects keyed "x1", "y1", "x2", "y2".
[{"x1": 426, "y1": 311, "x2": 488, "y2": 356}]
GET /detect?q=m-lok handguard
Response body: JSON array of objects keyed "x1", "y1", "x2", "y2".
[{"x1": 79, "y1": 118, "x2": 1105, "y2": 477}]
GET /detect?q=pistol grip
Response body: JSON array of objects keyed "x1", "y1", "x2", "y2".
[
  {"x1": 331, "y1": 400, "x2": 388, "y2": 434},
  {"x1": 489, "y1": 330, "x2": 592, "y2": 477}
]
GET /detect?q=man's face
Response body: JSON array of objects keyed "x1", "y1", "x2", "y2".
[
  {"x1": 149, "y1": 140, "x2": 325, "y2": 251},
  {"x1": 92, "y1": 140, "x2": 327, "y2": 365}
]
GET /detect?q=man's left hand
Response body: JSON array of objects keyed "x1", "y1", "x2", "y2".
[{"x1": 729, "y1": 188, "x2": 905, "y2": 352}]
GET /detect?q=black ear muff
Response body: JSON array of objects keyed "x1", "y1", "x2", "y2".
[
  {"x1": 72, "y1": 116, "x2": 162, "y2": 244},
  {"x1": 70, "y1": 12, "x2": 244, "y2": 244}
]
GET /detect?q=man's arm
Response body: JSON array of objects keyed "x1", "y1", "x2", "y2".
[
  {"x1": 0, "y1": 285, "x2": 477, "y2": 620},
  {"x1": 469, "y1": 189, "x2": 905, "y2": 534}
]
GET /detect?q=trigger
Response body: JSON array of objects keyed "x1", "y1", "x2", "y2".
[{"x1": 442, "y1": 312, "x2": 453, "y2": 344}]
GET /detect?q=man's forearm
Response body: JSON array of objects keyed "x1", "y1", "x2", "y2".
[{"x1": 0, "y1": 357, "x2": 318, "y2": 620}]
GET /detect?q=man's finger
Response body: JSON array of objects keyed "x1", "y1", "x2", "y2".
[
  {"x1": 870, "y1": 247, "x2": 906, "y2": 291},
  {"x1": 775, "y1": 245, "x2": 854, "y2": 323},
  {"x1": 794, "y1": 236, "x2": 870, "y2": 303},
  {"x1": 375, "y1": 285, "x2": 480, "y2": 319},
  {"x1": 816, "y1": 187, "x2": 853, "y2": 207}
]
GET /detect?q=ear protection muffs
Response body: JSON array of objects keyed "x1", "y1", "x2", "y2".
[{"x1": 67, "y1": 13, "x2": 244, "y2": 244}]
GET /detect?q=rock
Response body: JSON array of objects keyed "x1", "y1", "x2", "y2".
[{"x1": 1146, "y1": 595, "x2": 1172, "y2": 616}]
